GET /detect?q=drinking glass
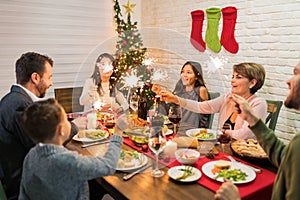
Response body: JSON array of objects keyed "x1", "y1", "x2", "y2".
[
  {"x1": 129, "y1": 93, "x2": 139, "y2": 115},
  {"x1": 148, "y1": 126, "x2": 167, "y2": 177},
  {"x1": 217, "y1": 123, "x2": 232, "y2": 157},
  {"x1": 168, "y1": 104, "x2": 182, "y2": 135}
]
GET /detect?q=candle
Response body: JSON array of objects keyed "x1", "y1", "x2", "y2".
[
  {"x1": 87, "y1": 112, "x2": 97, "y2": 129},
  {"x1": 164, "y1": 141, "x2": 177, "y2": 158}
]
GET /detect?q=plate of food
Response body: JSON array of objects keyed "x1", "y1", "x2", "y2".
[
  {"x1": 201, "y1": 160, "x2": 256, "y2": 184},
  {"x1": 72, "y1": 129, "x2": 109, "y2": 142},
  {"x1": 186, "y1": 128, "x2": 217, "y2": 141},
  {"x1": 168, "y1": 166, "x2": 201, "y2": 182},
  {"x1": 116, "y1": 150, "x2": 148, "y2": 172}
]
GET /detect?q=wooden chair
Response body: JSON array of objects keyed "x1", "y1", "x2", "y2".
[
  {"x1": 54, "y1": 87, "x2": 84, "y2": 113},
  {"x1": 207, "y1": 91, "x2": 221, "y2": 129},
  {"x1": 265, "y1": 100, "x2": 283, "y2": 131},
  {"x1": 0, "y1": 180, "x2": 7, "y2": 200}
]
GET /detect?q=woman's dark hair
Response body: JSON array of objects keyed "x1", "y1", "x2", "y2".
[
  {"x1": 174, "y1": 61, "x2": 206, "y2": 94},
  {"x1": 15, "y1": 52, "x2": 53, "y2": 85},
  {"x1": 22, "y1": 98, "x2": 63, "y2": 143},
  {"x1": 90, "y1": 53, "x2": 116, "y2": 96}
]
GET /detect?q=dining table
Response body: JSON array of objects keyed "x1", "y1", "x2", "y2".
[{"x1": 66, "y1": 121, "x2": 278, "y2": 200}]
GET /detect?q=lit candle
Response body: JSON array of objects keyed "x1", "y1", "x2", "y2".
[
  {"x1": 164, "y1": 140, "x2": 177, "y2": 158},
  {"x1": 87, "y1": 112, "x2": 97, "y2": 129}
]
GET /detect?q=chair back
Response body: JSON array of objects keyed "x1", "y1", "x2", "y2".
[
  {"x1": 207, "y1": 91, "x2": 220, "y2": 129},
  {"x1": 54, "y1": 87, "x2": 84, "y2": 113},
  {"x1": 0, "y1": 180, "x2": 7, "y2": 200},
  {"x1": 265, "y1": 100, "x2": 283, "y2": 131}
]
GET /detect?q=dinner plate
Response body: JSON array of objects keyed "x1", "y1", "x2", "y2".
[
  {"x1": 168, "y1": 166, "x2": 202, "y2": 182},
  {"x1": 72, "y1": 130, "x2": 109, "y2": 143},
  {"x1": 116, "y1": 152, "x2": 148, "y2": 172},
  {"x1": 201, "y1": 160, "x2": 256, "y2": 184},
  {"x1": 186, "y1": 128, "x2": 217, "y2": 141}
]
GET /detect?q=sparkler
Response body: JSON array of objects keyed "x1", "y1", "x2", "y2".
[{"x1": 204, "y1": 55, "x2": 228, "y2": 77}]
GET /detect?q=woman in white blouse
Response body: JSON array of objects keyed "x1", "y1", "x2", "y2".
[{"x1": 79, "y1": 53, "x2": 129, "y2": 113}]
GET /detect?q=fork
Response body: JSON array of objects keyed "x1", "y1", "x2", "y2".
[{"x1": 227, "y1": 155, "x2": 262, "y2": 174}]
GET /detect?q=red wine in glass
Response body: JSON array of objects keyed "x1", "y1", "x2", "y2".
[
  {"x1": 168, "y1": 117, "x2": 181, "y2": 124},
  {"x1": 217, "y1": 134, "x2": 231, "y2": 144}
]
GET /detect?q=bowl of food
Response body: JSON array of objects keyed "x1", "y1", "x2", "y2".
[
  {"x1": 129, "y1": 134, "x2": 148, "y2": 146},
  {"x1": 175, "y1": 149, "x2": 200, "y2": 165}
]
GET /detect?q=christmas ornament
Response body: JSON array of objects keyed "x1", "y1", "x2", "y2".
[
  {"x1": 221, "y1": 6, "x2": 239, "y2": 54},
  {"x1": 205, "y1": 8, "x2": 221, "y2": 53},
  {"x1": 190, "y1": 10, "x2": 206, "y2": 52}
]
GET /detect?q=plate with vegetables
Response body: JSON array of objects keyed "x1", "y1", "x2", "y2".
[
  {"x1": 186, "y1": 128, "x2": 217, "y2": 141},
  {"x1": 73, "y1": 129, "x2": 109, "y2": 142},
  {"x1": 201, "y1": 160, "x2": 256, "y2": 184},
  {"x1": 168, "y1": 166, "x2": 201, "y2": 182},
  {"x1": 116, "y1": 150, "x2": 148, "y2": 172}
]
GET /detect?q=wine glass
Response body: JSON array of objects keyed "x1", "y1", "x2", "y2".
[
  {"x1": 129, "y1": 92, "x2": 139, "y2": 115},
  {"x1": 148, "y1": 126, "x2": 167, "y2": 177},
  {"x1": 168, "y1": 104, "x2": 182, "y2": 135},
  {"x1": 217, "y1": 123, "x2": 232, "y2": 157}
]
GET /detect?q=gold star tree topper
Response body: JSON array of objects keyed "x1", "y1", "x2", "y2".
[{"x1": 122, "y1": 0, "x2": 136, "y2": 14}]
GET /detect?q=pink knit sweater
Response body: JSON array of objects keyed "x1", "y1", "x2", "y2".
[{"x1": 178, "y1": 94, "x2": 267, "y2": 140}]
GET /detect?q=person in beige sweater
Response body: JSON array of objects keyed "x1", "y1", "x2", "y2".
[{"x1": 160, "y1": 62, "x2": 267, "y2": 140}]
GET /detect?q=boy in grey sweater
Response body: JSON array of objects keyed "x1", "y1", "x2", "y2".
[{"x1": 19, "y1": 98, "x2": 127, "y2": 200}]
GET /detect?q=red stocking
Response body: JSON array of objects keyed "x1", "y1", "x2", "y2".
[
  {"x1": 221, "y1": 6, "x2": 239, "y2": 54},
  {"x1": 190, "y1": 10, "x2": 206, "y2": 52}
]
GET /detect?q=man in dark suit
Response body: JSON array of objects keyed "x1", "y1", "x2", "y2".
[{"x1": 0, "y1": 52, "x2": 86, "y2": 200}]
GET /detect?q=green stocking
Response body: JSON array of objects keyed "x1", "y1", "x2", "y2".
[{"x1": 205, "y1": 8, "x2": 221, "y2": 53}]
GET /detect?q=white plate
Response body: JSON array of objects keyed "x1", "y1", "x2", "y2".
[
  {"x1": 164, "y1": 129, "x2": 173, "y2": 136},
  {"x1": 201, "y1": 160, "x2": 256, "y2": 184},
  {"x1": 72, "y1": 130, "x2": 109, "y2": 142},
  {"x1": 116, "y1": 152, "x2": 148, "y2": 172},
  {"x1": 168, "y1": 166, "x2": 202, "y2": 182},
  {"x1": 186, "y1": 128, "x2": 217, "y2": 141}
]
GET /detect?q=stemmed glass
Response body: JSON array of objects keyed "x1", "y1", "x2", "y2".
[
  {"x1": 148, "y1": 126, "x2": 167, "y2": 177},
  {"x1": 217, "y1": 123, "x2": 232, "y2": 157},
  {"x1": 168, "y1": 104, "x2": 182, "y2": 135},
  {"x1": 129, "y1": 92, "x2": 139, "y2": 115}
]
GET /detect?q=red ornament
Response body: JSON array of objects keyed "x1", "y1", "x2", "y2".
[
  {"x1": 134, "y1": 60, "x2": 138, "y2": 64},
  {"x1": 122, "y1": 41, "x2": 127, "y2": 46}
]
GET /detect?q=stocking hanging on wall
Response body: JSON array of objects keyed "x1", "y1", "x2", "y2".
[
  {"x1": 221, "y1": 6, "x2": 239, "y2": 54},
  {"x1": 190, "y1": 10, "x2": 206, "y2": 52},
  {"x1": 205, "y1": 8, "x2": 221, "y2": 53}
]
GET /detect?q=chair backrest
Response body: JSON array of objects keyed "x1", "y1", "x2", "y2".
[
  {"x1": 207, "y1": 91, "x2": 221, "y2": 129},
  {"x1": 54, "y1": 87, "x2": 84, "y2": 113},
  {"x1": 0, "y1": 180, "x2": 7, "y2": 200},
  {"x1": 265, "y1": 100, "x2": 283, "y2": 131}
]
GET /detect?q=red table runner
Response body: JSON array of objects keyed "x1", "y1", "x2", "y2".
[{"x1": 123, "y1": 137, "x2": 276, "y2": 200}]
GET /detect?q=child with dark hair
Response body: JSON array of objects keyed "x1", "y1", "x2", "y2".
[{"x1": 19, "y1": 98, "x2": 127, "y2": 200}]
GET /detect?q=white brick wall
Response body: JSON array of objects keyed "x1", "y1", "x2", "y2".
[{"x1": 140, "y1": 0, "x2": 300, "y2": 143}]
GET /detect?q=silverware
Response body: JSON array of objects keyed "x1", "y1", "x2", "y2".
[
  {"x1": 81, "y1": 140, "x2": 110, "y2": 148},
  {"x1": 123, "y1": 163, "x2": 152, "y2": 181},
  {"x1": 227, "y1": 155, "x2": 262, "y2": 173}
]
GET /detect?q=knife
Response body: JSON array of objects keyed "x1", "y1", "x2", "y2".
[
  {"x1": 227, "y1": 155, "x2": 262, "y2": 173},
  {"x1": 81, "y1": 140, "x2": 110, "y2": 148},
  {"x1": 123, "y1": 163, "x2": 152, "y2": 181}
]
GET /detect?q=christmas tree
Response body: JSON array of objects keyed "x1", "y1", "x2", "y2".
[{"x1": 113, "y1": 0, "x2": 155, "y2": 108}]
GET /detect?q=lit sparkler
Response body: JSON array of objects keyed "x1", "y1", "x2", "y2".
[{"x1": 204, "y1": 55, "x2": 228, "y2": 76}]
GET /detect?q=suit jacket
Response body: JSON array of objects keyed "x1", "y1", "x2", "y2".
[{"x1": 0, "y1": 85, "x2": 34, "y2": 200}]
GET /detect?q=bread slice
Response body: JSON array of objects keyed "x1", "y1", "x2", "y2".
[
  {"x1": 172, "y1": 137, "x2": 198, "y2": 149},
  {"x1": 214, "y1": 160, "x2": 231, "y2": 170}
]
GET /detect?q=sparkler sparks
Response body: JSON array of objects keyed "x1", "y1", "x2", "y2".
[
  {"x1": 120, "y1": 70, "x2": 142, "y2": 89},
  {"x1": 204, "y1": 55, "x2": 228, "y2": 75},
  {"x1": 151, "y1": 69, "x2": 168, "y2": 82}
]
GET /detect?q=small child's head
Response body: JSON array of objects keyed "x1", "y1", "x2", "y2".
[{"x1": 22, "y1": 98, "x2": 71, "y2": 144}]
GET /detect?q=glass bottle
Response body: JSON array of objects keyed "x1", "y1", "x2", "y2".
[
  {"x1": 138, "y1": 88, "x2": 148, "y2": 120},
  {"x1": 151, "y1": 95, "x2": 164, "y2": 128}
]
